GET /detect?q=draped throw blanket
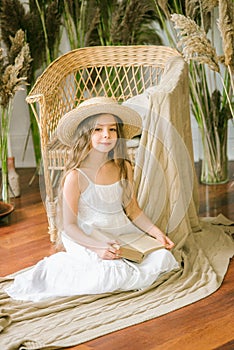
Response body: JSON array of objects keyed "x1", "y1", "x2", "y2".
[{"x1": 0, "y1": 56, "x2": 233, "y2": 350}]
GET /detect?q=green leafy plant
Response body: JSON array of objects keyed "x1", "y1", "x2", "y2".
[
  {"x1": 61, "y1": 0, "x2": 162, "y2": 48},
  {"x1": 61, "y1": 0, "x2": 99, "y2": 49},
  {"x1": 97, "y1": 0, "x2": 162, "y2": 46}
]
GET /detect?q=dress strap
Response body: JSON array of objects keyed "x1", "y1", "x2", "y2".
[{"x1": 76, "y1": 168, "x2": 92, "y2": 184}]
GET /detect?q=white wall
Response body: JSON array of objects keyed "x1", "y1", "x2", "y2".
[{"x1": 10, "y1": 88, "x2": 36, "y2": 168}]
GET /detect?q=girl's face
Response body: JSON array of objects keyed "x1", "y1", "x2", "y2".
[{"x1": 91, "y1": 114, "x2": 118, "y2": 153}]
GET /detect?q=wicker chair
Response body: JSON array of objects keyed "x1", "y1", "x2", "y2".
[{"x1": 26, "y1": 45, "x2": 181, "y2": 242}]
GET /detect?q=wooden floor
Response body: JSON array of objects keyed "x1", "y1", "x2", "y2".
[{"x1": 0, "y1": 163, "x2": 233, "y2": 350}]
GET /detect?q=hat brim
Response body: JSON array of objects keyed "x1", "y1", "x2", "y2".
[{"x1": 57, "y1": 101, "x2": 142, "y2": 147}]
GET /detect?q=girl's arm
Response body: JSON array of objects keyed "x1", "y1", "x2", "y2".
[
  {"x1": 124, "y1": 162, "x2": 175, "y2": 250},
  {"x1": 63, "y1": 170, "x2": 120, "y2": 259}
]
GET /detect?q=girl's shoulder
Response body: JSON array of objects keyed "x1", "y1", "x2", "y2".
[
  {"x1": 65, "y1": 168, "x2": 78, "y2": 177},
  {"x1": 64, "y1": 168, "x2": 89, "y2": 193},
  {"x1": 64, "y1": 169, "x2": 79, "y2": 186},
  {"x1": 64, "y1": 168, "x2": 90, "y2": 185}
]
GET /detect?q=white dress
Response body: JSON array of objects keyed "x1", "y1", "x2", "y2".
[{"x1": 6, "y1": 169, "x2": 179, "y2": 302}]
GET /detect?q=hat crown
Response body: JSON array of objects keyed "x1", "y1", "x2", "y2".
[{"x1": 79, "y1": 97, "x2": 117, "y2": 109}]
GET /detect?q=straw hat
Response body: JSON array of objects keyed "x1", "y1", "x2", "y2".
[{"x1": 57, "y1": 96, "x2": 142, "y2": 146}]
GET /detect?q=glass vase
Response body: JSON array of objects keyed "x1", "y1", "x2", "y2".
[
  {"x1": 1, "y1": 157, "x2": 9, "y2": 202},
  {"x1": 200, "y1": 124, "x2": 228, "y2": 185}
]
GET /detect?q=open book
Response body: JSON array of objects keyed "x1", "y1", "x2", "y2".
[{"x1": 91, "y1": 230, "x2": 165, "y2": 263}]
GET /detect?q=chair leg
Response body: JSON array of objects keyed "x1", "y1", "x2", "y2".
[{"x1": 45, "y1": 198, "x2": 58, "y2": 242}]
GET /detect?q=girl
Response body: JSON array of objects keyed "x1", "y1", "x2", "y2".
[{"x1": 6, "y1": 97, "x2": 179, "y2": 301}]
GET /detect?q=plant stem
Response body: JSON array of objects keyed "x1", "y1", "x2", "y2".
[
  {"x1": 1, "y1": 157, "x2": 8, "y2": 202},
  {"x1": 35, "y1": 0, "x2": 51, "y2": 65},
  {"x1": 220, "y1": 74, "x2": 234, "y2": 119},
  {"x1": 0, "y1": 104, "x2": 12, "y2": 202},
  {"x1": 63, "y1": 2, "x2": 77, "y2": 49}
]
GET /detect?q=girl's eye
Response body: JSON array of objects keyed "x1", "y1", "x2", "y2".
[
  {"x1": 94, "y1": 127, "x2": 102, "y2": 132},
  {"x1": 110, "y1": 128, "x2": 117, "y2": 132}
]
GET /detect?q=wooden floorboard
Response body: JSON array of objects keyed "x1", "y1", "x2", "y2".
[{"x1": 0, "y1": 163, "x2": 233, "y2": 349}]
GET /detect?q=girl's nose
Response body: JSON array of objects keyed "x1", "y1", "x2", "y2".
[{"x1": 103, "y1": 128, "x2": 110, "y2": 138}]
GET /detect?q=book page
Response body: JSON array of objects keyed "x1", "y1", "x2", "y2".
[{"x1": 118, "y1": 232, "x2": 164, "y2": 254}]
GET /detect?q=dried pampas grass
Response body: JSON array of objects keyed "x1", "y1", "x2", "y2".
[
  {"x1": 186, "y1": 0, "x2": 218, "y2": 17},
  {"x1": 185, "y1": 0, "x2": 218, "y2": 31},
  {"x1": 0, "y1": 29, "x2": 32, "y2": 109},
  {"x1": 110, "y1": 0, "x2": 157, "y2": 45},
  {"x1": 171, "y1": 13, "x2": 220, "y2": 72},
  {"x1": 217, "y1": 0, "x2": 234, "y2": 70}
]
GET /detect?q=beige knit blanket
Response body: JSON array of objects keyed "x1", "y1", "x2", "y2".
[{"x1": 1, "y1": 56, "x2": 233, "y2": 349}]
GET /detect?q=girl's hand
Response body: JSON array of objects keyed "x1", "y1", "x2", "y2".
[
  {"x1": 151, "y1": 230, "x2": 175, "y2": 250},
  {"x1": 94, "y1": 241, "x2": 121, "y2": 260}
]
